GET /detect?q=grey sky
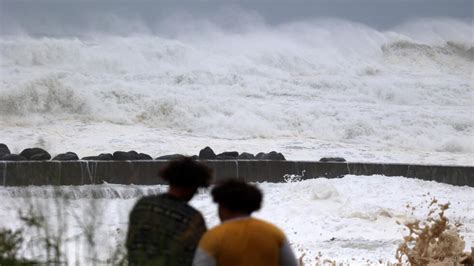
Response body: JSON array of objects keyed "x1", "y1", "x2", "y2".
[{"x1": 0, "y1": 0, "x2": 472, "y2": 36}]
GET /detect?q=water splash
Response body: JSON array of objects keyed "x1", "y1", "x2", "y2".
[
  {"x1": 0, "y1": 184, "x2": 166, "y2": 200},
  {"x1": 396, "y1": 198, "x2": 469, "y2": 264},
  {"x1": 283, "y1": 169, "x2": 305, "y2": 183}
]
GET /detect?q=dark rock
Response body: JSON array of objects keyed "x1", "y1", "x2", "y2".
[
  {"x1": 20, "y1": 148, "x2": 51, "y2": 160},
  {"x1": 20, "y1": 148, "x2": 42, "y2": 159},
  {"x1": 81, "y1": 153, "x2": 113, "y2": 161},
  {"x1": 127, "y1": 150, "x2": 139, "y2": 159},
  {"x1": 156, "y1": 154, "x2": 185, "y2": 160},
  {"x1": 216, "y1": 151, "x2": 239, "y2": 160},
  {"x1": 264, "y1": 151, "x2": 285, "y2": 160},
  {"x1": 53, "y1": 152, "x2": 79, "y2": 161},
  {"x1": 137, "y1": 153, "x2": 153, "y2": 160},
  {"x1": 237, "y1": 152, "x2": 255, "y2": 160},
  {"x1": 267, "y1": 151, "x2": 286, "y2": 161},
  {"x1": 217, "y1": 151, "x2": 239, "y2": 158},
  {"x1": 0, "y1": 143, "x2": 10, "y2": 155},
  {"x1": 81, "y1": 156, "x2": 99, "y2": 160},
  {"x1": 97, "y1": 153, "x2": 113, "y2": 160},
  {"x1": 320, "y1": 157, "x2": 346, "y2": 162},
  {"x1": 113, "y1": 151, "x2": 139, "y2": 160},
  {"x1": 31, "y1": 153, "x2": 51, "y2": 160},
  {"x1": 199, "y1": 147, "x2": 216, "y2": 160},
  {"x1": 190, "y1": 155, "x2": 199, "y2": 160},
  {"x1": 255, "y1": 151, "x2": 285, "y2": 160},
  {"x1": 216, "y1": 155, "x2": 237, "y2": 160},
  {"x1": 1, "y1": 154, "x2": 27, "y2": 161}
]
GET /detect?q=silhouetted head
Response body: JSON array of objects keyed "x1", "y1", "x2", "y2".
[
  {"x1": 160, "y1": 157, "x2": 213, "y2": 201},
  {"x1": 211, "y1": 179, "x2": 262, "y2": 221}
]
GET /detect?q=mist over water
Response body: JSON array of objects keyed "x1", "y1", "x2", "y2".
[{"x1": 0, "y1": 11, "x2": 473, "y2": 163}]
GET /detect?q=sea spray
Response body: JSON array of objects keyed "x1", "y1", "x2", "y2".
[
  {"x1": 0, "y1": 75, "x2": 88, "y2": 116},
  {"x1": 396, "y1": 199, "x2": 469, "y2": 264},
  {"x1": 1, "y1": 20, "x2": 472, "y2": 156}
]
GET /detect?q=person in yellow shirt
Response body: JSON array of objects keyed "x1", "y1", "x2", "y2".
[{"x1": 193, "y1": 179, "x2": 298, "y2": 266}]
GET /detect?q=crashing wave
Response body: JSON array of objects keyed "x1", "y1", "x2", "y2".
[
  {"x1": 0, "y1": 75, "x2": 88, "y2": 116},
  {"x1": 382, "y1": 40, "x2": 474, "y2": 61}
]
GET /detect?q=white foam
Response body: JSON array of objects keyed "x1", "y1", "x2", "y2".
[
  {"x1": 0, "y1": 176, "x2": 472, "y2": 264},
  {"x1": 0, "y1": 19, "x2": 473, "y2": 164}
]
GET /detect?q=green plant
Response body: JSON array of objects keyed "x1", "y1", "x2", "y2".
[{"x1": 0, "y1": 228, "x2": 24, "y2": 259}]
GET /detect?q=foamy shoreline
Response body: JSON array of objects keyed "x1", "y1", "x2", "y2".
[
  {"x1": 1, "y1": 121, "x2": 472, "y2": 166},
  {"x1": 0, "y1": 176, "x2": 472, "y2": 264}
]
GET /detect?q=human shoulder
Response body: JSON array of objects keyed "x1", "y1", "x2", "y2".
[
  {"x1": 198, "y1": 224, "x2": 224, "y2": 255},
  {"x1": 198, "y1": 219, "x2": 238, "y2": 247},
  {"x1": 131, "y1": 194, "x2": 165, "y2": 208},
  {"x1": 204, "y1": 217, "x2": 284, "y2": 236},
  {"x1": 201, "y1": 221, "x2": 228, "y2": 237},
  {"x1": 135, "y1": 194, "x2": 195, "y2": 208},
  {"x1": 135, "y1": 193, "x2": 166, "y2": 203},
  {"x1": 250, "y1": 218, "x2": 286, "y2": 240},
  {"x1": 132, "y1": 194, "x2": 199, "y2": 215}
]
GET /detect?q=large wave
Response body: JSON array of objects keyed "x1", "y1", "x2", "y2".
[{"x1": 0, "y1": 18, "x2": 473, "y2": 154}]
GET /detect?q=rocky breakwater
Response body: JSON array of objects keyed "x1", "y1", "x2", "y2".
[
  {"x1": 1, "y1": 145, "x2": 290, "y2": 162},
  {"x1": 0, "y1": 143, "x2": 472, "y2": 187},
  {"x1": 0, "y1": 144, "x2": 292, "y2": 186}
]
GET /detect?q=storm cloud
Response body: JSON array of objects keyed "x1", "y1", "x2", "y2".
[{"x1": 0, "y1": 0, "x2": 472, "y2": 36}]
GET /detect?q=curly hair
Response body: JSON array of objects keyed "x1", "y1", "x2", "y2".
[
  {"x1": 211, "y1": 179, "x2": 262, "y2": 214},
  {"x1": 159, "y1": 157, "x2": 213, "y2": 187}
]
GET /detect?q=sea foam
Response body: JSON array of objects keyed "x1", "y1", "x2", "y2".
[{"x1": 0, "y1": 19, "x2": 472, "y2": 163}]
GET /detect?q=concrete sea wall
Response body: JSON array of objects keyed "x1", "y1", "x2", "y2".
[{"x1": 0, "y1": 160, "x2": 472, "y2": 187}]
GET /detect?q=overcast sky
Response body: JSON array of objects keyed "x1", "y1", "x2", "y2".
[{"x1": 0, "y1": 0, "x2": 472, "y2": 36}]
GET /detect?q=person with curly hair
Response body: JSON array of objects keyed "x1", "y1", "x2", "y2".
[
  {"x1": 126, "y1": 157, "x2": 213, "y2": 266},
  {"x1": 193, "y1": 179, "x2": 298, "y2": 266}
]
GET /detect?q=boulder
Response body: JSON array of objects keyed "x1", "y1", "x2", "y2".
[
  {"x1": 156, "y1": 154, "x2": 185, "y2": 160},
  {"x1": 1, "y1": 154, "x2": 27, "y2": 161},
  {"x1": 319, "y1": 157, "x2": 346, "y2": 162},
  {"x1": 31, "y1": 153, "x2": 52, "y2": 160},
  {"x1": 97, "y1": 153, "x2": 114, "y2": 160},
  {"x1": 113, "y1": 151, "x2": 139, "y2": 160},
  {"x1": 199, "y1": 147, "x2": 216, "y2": 160},
  {"x1": 237, "y1": 152, "x2": 255, "y2": 160},
  {"x1": 137, "y1": 153, "x2": 153, "y2": 160},
  {"x1": 53, "y1": 152, "x2": 79, "y2": 161},
  {"x1": 255, "y1": 151, "x2": 285, "y2": 160},
  {"x1": 216, "y1": 155, "x2": 236, "y2": 160},
  {"x1": 81, "y1": 153, "x2": 113, "y2": 161},
  {"x1": 264, "y1": 151, "x2": 285, "y2": 161},
  {"x1": 216, "y1": 151, "x2": 238, "y2": 159},
  {"x1": 81, "y1": 156, "x2": 99, "y2": 160},
  {"x1": 20, "y1": 148, "x2": 51, "y2": 160},
  {"x1": 0, "y1": 143, "x2": 10, "y2": 156}
]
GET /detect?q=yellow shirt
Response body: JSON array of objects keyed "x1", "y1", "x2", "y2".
[{"x1": 194, "y1": 217, "x2": 295, "y2": 266}]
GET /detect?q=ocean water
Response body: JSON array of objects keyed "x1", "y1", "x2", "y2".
[
  {"x1": 0, "y1": 176, "x2": 473, "y2": 264},
  {"x1": 0, "y1": 18, "x2": 473, "y2": 165},
  {"x1": 0, "y1": 11, "x2": 473, "y2": 265}
]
